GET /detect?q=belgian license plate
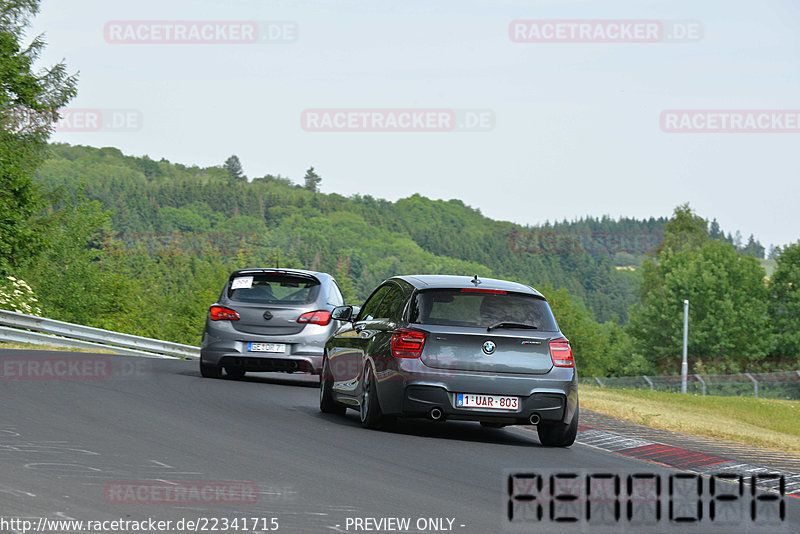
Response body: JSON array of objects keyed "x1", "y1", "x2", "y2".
[
  {"x1": 247, "y1": 342, "x2": 286, "y2": 353},
  {"x1": 456, "y1": 393, "x2": 519, "y2": 411}
]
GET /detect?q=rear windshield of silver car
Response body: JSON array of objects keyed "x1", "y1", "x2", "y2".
[
  {"x1": 227, "y1": 273, "x2": 321, "y2": 304},
  {"x1": 409, "y1": 289, "x2": 558, "y2": 331}
]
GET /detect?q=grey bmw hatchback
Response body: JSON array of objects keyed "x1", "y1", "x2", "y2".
[
  {"x1": 320, "y1": 275, "x2": 578, "y2": 446},
  {"x1": 200, "y1": 268, "x2": 345, "y2": 379}
]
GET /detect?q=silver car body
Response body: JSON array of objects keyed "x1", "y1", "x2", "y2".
[{"x1": 201, "y1": 268, "x2": 344, "y2": 376}]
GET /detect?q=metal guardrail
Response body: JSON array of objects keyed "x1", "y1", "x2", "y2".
[
  {"x1": 580, "y1": 371, "x2": 800, "y2": 400},
  {"x1": 0, "y1": 309, "x2": 200, "y2": 359}
]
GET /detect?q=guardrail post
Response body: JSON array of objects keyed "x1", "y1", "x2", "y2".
[
  {"x1": 745, "y1": 372, "x2": 758, "y2": 398},
  {"x1": 694, "y1": 374, "x2": 706, "y2": 396},
  {"x1": 594, "y1": 377, "x2": 604, "y2": 387},
  {"x1": 642, "y1": 375, "x2": 654, "y2": 391}
]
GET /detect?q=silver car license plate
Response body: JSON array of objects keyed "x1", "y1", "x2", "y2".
[{"x1": 247, "y1": 342, "x2": 286, "y2": 353}]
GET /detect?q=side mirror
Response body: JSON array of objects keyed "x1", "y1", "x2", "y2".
[{"x1": 331, "y1": 305, "x2": 354, "y2": 322}]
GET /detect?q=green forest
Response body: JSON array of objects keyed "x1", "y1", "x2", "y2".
[{"x1": 36, "y1": 143, "x2": 659, "y2": 321}]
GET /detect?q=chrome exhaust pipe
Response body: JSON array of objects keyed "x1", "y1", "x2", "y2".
[
  {"x1": 430, "y1": 407, "x2": 443, "y2": 421},
  {"x1": 529, "y1": 413, "x2": 541, "y2": 425}
]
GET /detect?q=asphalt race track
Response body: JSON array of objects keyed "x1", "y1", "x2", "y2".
[{"x1": 1, "y1": 350, "x2": 797, "y2": 534}]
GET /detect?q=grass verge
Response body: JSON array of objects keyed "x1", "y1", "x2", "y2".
[{"x1": 580, "y1": 385, "x2": 800, "y2": 454}]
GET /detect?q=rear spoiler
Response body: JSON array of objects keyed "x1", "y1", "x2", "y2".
[{"x1": 230, "y1": 269, "x2": 318, "y2": 281}]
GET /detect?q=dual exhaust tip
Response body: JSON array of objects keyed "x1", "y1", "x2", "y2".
[{"x1": 428, "y1": 407, "x2": 541, "y2": 425}]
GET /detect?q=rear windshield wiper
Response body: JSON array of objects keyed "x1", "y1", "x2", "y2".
[{"x1": 487, "y1": 322, "x2": 538, "y2": 332}]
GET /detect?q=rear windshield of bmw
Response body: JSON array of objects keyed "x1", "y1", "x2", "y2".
[
  {"x1": 409, "y1": 289, "x2": 558, "y2": 331},
  {"x1": 227, "y1": 273, "x2": 321, "y2": 304}
]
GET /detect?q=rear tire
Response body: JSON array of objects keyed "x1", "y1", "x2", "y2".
[
  {"x1": 537, "y1": 403, "x2": 578, "y2": 447},
  {"x1": 200, "y1": 358, "x2": 222, "y2": 379},
  {"x1": 359, "y1": 365, "x2": 384, "y2": 429},
  {"x1": 320, "y1": 357, "x2": 346, "y2": 415}
]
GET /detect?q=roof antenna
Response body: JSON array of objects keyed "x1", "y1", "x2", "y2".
[{"x1": 471, "y1": 274, "x2": 481, "y2": 286}]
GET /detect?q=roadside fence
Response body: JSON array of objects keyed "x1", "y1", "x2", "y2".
[{"x1": 581, "y1": 371, "x2": 800, "y2": 399}]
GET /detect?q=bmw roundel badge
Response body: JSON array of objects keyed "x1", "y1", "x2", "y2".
[{"x1": 482, "y1": 340, "x2": 496, "y2": 355}]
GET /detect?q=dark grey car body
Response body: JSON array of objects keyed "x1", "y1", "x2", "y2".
[
  {"x1": 320, "y1": 275, "x2": 579, "y2": 446},
  {"x1": 200, "y1": 268, "x2": 345, "y2": 378}
]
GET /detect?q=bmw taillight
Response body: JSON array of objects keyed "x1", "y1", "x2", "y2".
[
  {"x1": 392, "y1": 329, "x2": 426, "y2": 358},
  {"x1": 297, "y1": 310, "x2": 331, "y2": 326},
  {"x1": 210, "y1": 305, "x2": 240, "y2": 321},
  {"x1": 549, "y1": 337, "x2": 574, "y2": 367}
]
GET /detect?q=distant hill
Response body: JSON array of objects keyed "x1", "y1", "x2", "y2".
[{"x1": 36, "y1": 143, "x2": 667, "y2": 323}]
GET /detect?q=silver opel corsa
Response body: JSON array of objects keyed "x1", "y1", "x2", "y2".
[
  {"x1": 320, "y1": 275, "x2": 578, "y2": 446},
  {"x1": 200, "y1": 268, "x2": 346, "y2": 379}
]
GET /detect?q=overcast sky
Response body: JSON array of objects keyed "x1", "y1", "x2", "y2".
[{"x1": 30, "y1": 0, "x2": 800, "y2": 248}]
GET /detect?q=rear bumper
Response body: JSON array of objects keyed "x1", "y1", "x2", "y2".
[
  {"x1": 402, "y1": 385, "x2": 568, "y2": 424},
  {"x1": 375, "y1": 358, "x2": 578, "y2": 423},
  {"x1": 201, "y1": 319, "x2": 331, "y2": 375},
  {"x1": 201, "y1": 324, "x2": 327, "y2": 374}
]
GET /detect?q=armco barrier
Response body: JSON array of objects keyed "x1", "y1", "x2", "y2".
[
  {"x1": 580, "y1": 371, "x2": 800, "y2": 400},
  {"x1": 0, "y1": 309, "x2": 199, "y2": 359}
]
